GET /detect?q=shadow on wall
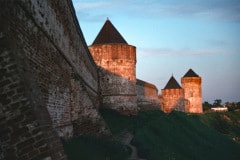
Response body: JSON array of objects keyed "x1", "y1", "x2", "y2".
[
  {"x1": 136, "y1": 79, "x2": 160, "y2": 110},
  {"x1": 88, "y1": 19, "x2": 161, "y2": 114},
  {"x1": 98, "y1": 66, "x2": 138, "y2": 115},
  {"x1": 96, "y1": 65, "x2": 160, "y2": 113},
  {"x1": 161, "y1": 88, "x2": 185, "y2": 113}
]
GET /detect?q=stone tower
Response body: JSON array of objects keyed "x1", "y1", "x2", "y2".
[
  {"x1": 181, "y1": 69, "x2": 202, "y2": 113},
  {"x1": 161, "y1": 76, "x2": 185, "y2": 113},
  {"x1": 88, "y1": 19, "x2": 137, "y2": 114}
]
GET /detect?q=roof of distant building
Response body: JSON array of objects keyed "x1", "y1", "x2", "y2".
[
  {"x1": 164, "y1": 76, "x2": 182, "y2": 89},
  {"x1": 183, "y1": 69, "x2": 199, "y2": 77},
  {"x1": 92, "y1": 18, "x2": 128, "y2": 45}
]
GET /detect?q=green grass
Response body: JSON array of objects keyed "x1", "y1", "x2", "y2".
[
  {"x1": 62, "y1": 135, "x2": 129, "y2": 160},
  {"x1": 62, "y1": 109, "x2": 240, "y2": 160},
  {"x1": 101, "y1": 109, "x2": 240, "y2": 160},
  {"x1": 199, "y1": 111, "x2": 240, "y2": 137}
]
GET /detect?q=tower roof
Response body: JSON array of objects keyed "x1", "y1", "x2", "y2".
[
  {"x1": 92, "y1": 19, "x2": 128, "y2": 45},
  {"x1": 164, "y1": 76, "x2": 182, "y2": 89},
  {"x1": 183, "y1": 69, "x2": 199, "y2": 77}
]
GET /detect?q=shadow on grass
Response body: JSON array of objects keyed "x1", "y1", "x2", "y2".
[
  {"x1": 101, "y1": 109, "x2": 240, "y2": 160},
  {"x1": 62, "y1": 109, "x2": 240, "y2": 160},
  {"x1": 62, "y1": 135, "x2": 129, "y2": 160}
]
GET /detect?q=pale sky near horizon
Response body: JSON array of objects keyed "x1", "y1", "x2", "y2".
[{"x1": 72, "y1": 0, "x2": 240, "y2": 103}]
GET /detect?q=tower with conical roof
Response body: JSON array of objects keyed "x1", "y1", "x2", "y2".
[
  {"x1": 161, "y1": 76, "x2": 185, "y2": 113},
  {"x1": 181, "y1": 69, "x2": 202, "y2": 113},
  {"x1": 88, "y1": 19, "x2": 137, "y2": 114}
]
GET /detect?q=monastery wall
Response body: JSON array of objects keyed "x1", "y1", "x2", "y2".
[
  {"x1": 136, "y1": 79, "x2": 160, "y2": 110},
  {"x1": 0, "y1": 0, "x2": 109, "y2": 159}
]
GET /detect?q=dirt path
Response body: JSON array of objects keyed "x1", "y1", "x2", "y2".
[{"x1": 120, "y1": 132, "x2": 146, "y2": 160}]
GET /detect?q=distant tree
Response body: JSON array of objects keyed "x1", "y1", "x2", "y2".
[
  {"x1": 224, "y1": 101, "x2": 240, "y2": 112},
  {"x1": 213, "y1": 99, "x2": 222, "y2": 107},
  {"x1": 203, "y1": 101, "x2": 212, "y2": 111},
  {"x1": 225, "y1": 102, "x2": 234, "y2": 111},
  {"x1": 224, "y1": 102, "x2": 230, "y2": 107},
  {"x1": 237, "y1": 102, "x2": 240, "y2": 109}
]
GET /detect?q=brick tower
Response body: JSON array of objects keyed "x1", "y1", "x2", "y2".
[
  {"x1": 181, "y1": 69, "x2": 202, "y2": 113},
  {"x1": 161, "y1": 76, "x2": 185, "y2": 113},
  {"x1": 88, "y1": 19, "x2": 137, "y2": 114}
]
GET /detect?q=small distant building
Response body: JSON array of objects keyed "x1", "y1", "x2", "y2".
[{"x1": 211, "y1": 107, "x2": 228, "y2": 112}]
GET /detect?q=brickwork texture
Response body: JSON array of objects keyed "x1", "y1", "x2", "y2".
[{"x1": 0, "y1": 0, "x2": 110, "y2": 159}]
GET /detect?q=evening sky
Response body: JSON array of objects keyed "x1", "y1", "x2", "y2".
[{"x1": 72, "y1": 0, "x2": 240, "y2": 103}]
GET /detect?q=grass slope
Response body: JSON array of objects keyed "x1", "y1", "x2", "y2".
[
  {"x1": 63, "y1": 110, "x2": 240, "y2": 160},
  {"x1": 62, "y1": 135, "x2": 129, "y2": 160}
]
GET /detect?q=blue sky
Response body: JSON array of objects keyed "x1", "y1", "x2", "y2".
[{"x1": 72, "y1": 0, "x2": 240, "y2": 103}]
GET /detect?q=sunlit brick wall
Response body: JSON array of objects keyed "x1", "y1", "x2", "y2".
[
  {"x1": 181, "y1": 77, "x2": 203, "y2": 113},
  {"x1": 89, "y1": 44, "x2": 138, "y2": 114},
  {"x1": 161, "y1": 88, "x2": 185, "y2": 113}
]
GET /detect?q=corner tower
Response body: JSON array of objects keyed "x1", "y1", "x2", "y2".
[
  {"x1": 181, "y1": 69, "x2": 202, "y2": 113},
  {"x1": 88, "y1": 19, "x2": 137, "y2": 114},
  {"x1": 161, "y1": 76, "x2": 185, "y2": 113}
]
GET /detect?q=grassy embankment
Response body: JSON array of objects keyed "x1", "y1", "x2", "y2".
[{"x1": 63, "y1": 110, "x2": 240, "y2": 160}]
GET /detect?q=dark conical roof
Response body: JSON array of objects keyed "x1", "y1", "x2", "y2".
[
  {"x1": 92, "y1": 19, "x2": 128, "y2": 45},
  {"x1": 164, "y1": 76, "x2": 182, "y2": 89},
  {"x1": 183, "y1": 69, "x2": 199, "y2": 77}
]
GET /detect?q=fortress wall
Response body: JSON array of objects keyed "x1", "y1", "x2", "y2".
[
  {"x1": 24, "y1": 0, "x2": 98, "y2": 90},
  {"x1": 98, "y1": 67, "x2": 137, "y2": 114},
  {"x1": 161, "y1": 89, "x2": 185, "y2": 113},
  {"x1": 0, "y1": 10, "x2": 66, "y2": 160},
  {"x1": 0, "y1": 0, "x2": 110, "y2": 159},
  {"x1": 0, "y1": 42, "x2": 67, "y2": 160},
  {"x1": 136, "y1": 79, "x2": 160, "y2": 110}
]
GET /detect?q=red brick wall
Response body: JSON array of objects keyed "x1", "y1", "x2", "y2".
[
  {"x1": 89, "y1": 44, "x2": 136, "y2": 81},
  {"x1": 181, "y1": 77, "x2": 203, "y2": 113},
  {"x1": 136, "y1": 79, "x2": 160, "y2": 110},
  {"x1": 0, "y1": 20, "x2": 66, "y2": 160},
  {"x1": 89, "y1": 44, "x2": 138, "y2": 114},
  {"x1": 161, "y1": 89, "x2": 185, "y2": 113},
  {"x1": 0, "y1": 0, "x2": 110, "y2": 159}
]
